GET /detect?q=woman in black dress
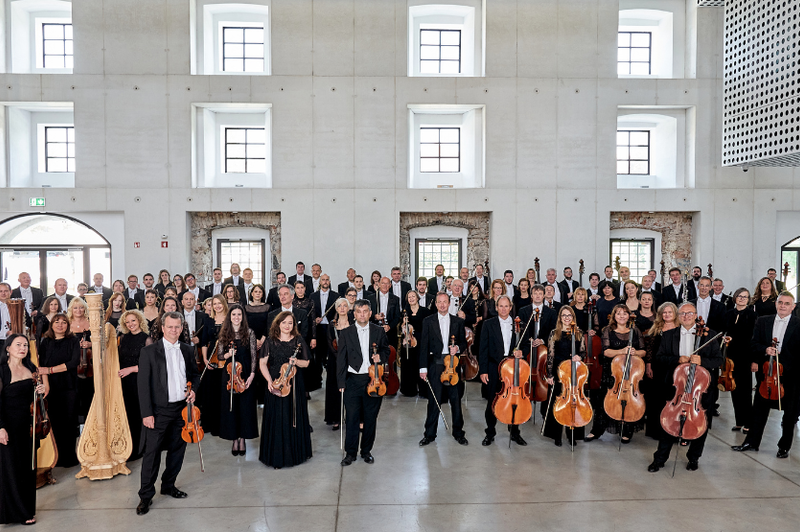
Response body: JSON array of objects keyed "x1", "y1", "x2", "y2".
[
  {"x1": 224, "y1": 284, "x2": 240, "y2": 306},
  {"x1": 725, "y1": 288, "x2": 758, "y2": 432},
  {"x1": 259, "y1": 311, "x2": 312, "y2": 469},
  {"x1": 326, "y1": 298, "x2": 351, "y2": 428},
  {"x1": 571, "y1": 288, "x2": 591, "y2": 332},
  {"x1": 293, "y1": 281, "x2": 319, "y2": 393},
  {"x1": 543, "y1": 306, "x2": 586, "y2": 447},
  {"x1": 66, "y1": 298, "x2": 93, "y2": 420},
  {"x1": 155, "y1": 269, "x2": 173, "y2": 297},
  {"x1": 172, "y1": 274, "x2": 186, "y2": 296},
  {"x1": 245, "y1": 284, "x2": 269, "y2": 345},
  {"x1": 117, "y1": 310, "x2": 152, "y2": 461},
  {"x1": 367, "y1": 270, "x2": 381, "y2": 295},
  {"x1": 482, "y1": 279, "x2": 506, "y2": 321},
  {"x1": 0, "y1": 334, "x2": 47, "y2": 525},
  {"x1": 34, "y1": 297, "x2": 61, "y2": 348},
  {"x1": 752, "y1": 277, "x2": 779, "y2": 317},
  {"x1": 104, "y1": 293, "x2": 125, "y2": 329},
  {"x1": 399, "y1": 290, "x2": 430, "y2": 397},
  {"x1": 37, "y1": 313, "x2": 80, "y2": 467},
  {"x1": 142, "y1": 289, "x2": 160, "y2": 332},
  {"x1": 584, "y1": 304, "x2": 646, "y2": 444},
  {"x1": 197, "y1": 295, "x2": 229, "y2": 437},
  {"x1": 513, "y1": 278, "x2": 532, "y2": 314},
  {"x1": 594, "y1": 281, "x2": 620, "y2": 329},
  {"x1": 217, "y1": 304, "x2": 259, "y2": 456},
  {"x1": 149, "y1": 296, "x2": 190, "y2": 343}
]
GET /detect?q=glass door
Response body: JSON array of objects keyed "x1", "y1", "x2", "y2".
[
  {"x1": 46, "y1": 249, "x2": 84, "y2": 296},
  {"x1": 1, "y1": 250, "x2": 41, "y2": 287}
]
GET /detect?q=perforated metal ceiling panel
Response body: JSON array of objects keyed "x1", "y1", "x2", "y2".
[
  {"x1": 698, "y1": 1, "x2": 725, "y2": 7},
  {"x1": 723, "y1": 0, "x2": 800, "y2": 167}
]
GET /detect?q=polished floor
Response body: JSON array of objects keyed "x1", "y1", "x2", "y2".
[{"x1": 16, "y1": 383, "x2": 800, "y2": 532}]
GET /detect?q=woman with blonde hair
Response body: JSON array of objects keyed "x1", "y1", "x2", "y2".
[
  {"x1": 67, "y1": 297, "x2": 92, "y2": 419},
  {"x1": 642, "y1": 302, "x2": 680, "y2": 439},
  {"x1": 117, "y1": 310, "x2": 152, "y2": 460}
]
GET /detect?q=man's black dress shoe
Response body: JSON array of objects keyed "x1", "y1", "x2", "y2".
[
  {"x1": 554, "y1": 439, "x2": 562, "y2": 447},
  {"x1": 510, "y1": 434, "x2": 527, "y2": 446},
  {"x1": 361, "y1": 453, "x2": 374, "y2": 464},
  {"x1": 686, "y1": 460, "x2": 699, "y2": 471},
  {"x1": 482, "y1": 436, "x2": 494, "y2": 446},
  {"x1": 647, "y1": 461, "x2": 664, "y2": 473},
  {"x1": 341, "y1": 454, "x2": 356, "y2": 466},
  {"x1": 731, "y1": 443, "x2": 758, "y2": 452},
  {"x1": 777, "y1": 449, "x2": 789, "y2": 459},
  {"x1": 455, "y1": 436, "x2": 468, "y2": 446},
  {"x1": 419, "y1": 437, "x2": 434, "y2": 446},
  {"x1": 160, "y1": 487, "x2": 187, "y2": 499},
  {"x1": 136, "y1": 498, "x2": 152, "y2": 515},
  {"x1": 710, "y1": 409, "x2": 720, "y2": 417}
]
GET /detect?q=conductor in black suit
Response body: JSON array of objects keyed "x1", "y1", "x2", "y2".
[
  {"x1": 418, "y1": 292, "x2": 469, "y2": 446},
  {"x1": 136, "y1": 312, "x2": 200, "y2": 515},
  {"x1": 336, "y1": 299, "x2": 390, "y2": 466},
  {"x1": 11, "y1": 271, "x2": 44, "y2": 317}
]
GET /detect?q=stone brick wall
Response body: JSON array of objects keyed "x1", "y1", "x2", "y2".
[
  {"x1": 189, "y1": 212, "x2": 281, "y2": 285},
  {"x1": 609, "y1": 211, "x2": 694, "y2": 274},
  {"x1": 398, "y1": 212, "x2": 490, "y2": 281}
]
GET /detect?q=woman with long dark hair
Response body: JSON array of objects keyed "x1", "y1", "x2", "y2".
[{"x1": 155, "y1": 269, "x2": 173, "y2": 297}]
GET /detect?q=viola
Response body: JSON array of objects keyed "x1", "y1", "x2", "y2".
[
  {"x1": 660, "y1": 317, "x2": 712, "y2": 441},
  {"x1": 604, "y1": 314, "x2": 646, "y2": 424},
  {"x1": 524, "y1": 308, "x2": 549, "y2": 403},
  {"x1": 367, "y1": 343, "x2": 387, "y2": 397},
  {"x1": 272, "y1": 344, "x2": 300, "y2": 397},
  {"x1": 226, "y1": 341, "x2": 246, "y2": 395},
  {"x1": 383, "y1": 345, "x2": 400, "y2": 396},
  {"x1": 77, "y1": 331, "x2": 93, "y2": 379},
  {"x1": 441, "y1": 335, "x2": 460, "y2": 386},
  {"x1": 553, "y1": 325, "x2": 593, "y2": 429},
  {"x1": 180, "y1": 382, "x2": 205, "y2": 472},
  {"x1": 493, "y1": 348, "x2": 533, "y2": 426},
  {"x1": 400, "y1": 312, "x2": 417, "y2": 348},
  {"x1": 585, "y1": 299, "x2": 603, "y2": 390},
  {"x1": 207, "y1": 340, "x2": 220, "y2": 369},
  {"x1": 30, "y1": 372, "x2": 51, "y2": 440},
  {"x1": 717, "y1": 335, "x2": 735, "y2": 392},
  {"x1": 759, "y1": 337, "x2": 784, "y2": 404}
]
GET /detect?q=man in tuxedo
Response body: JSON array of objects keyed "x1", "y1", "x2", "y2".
[
  {"x1": 617, "y1": 267, "x2": 635, "y2": 298},
  {"x1": 181, "y1": 291, "x2": 210, "y2": 353},
  {"x1": 142, "y1": 273, "x2": 155, "y2": 292},
  {"x1": 288, "y1": 261, "x2": 314, "y2": 294},
  {"x1": 711, "y1": 278, "x2": 732, "y2": 309},
  {"x1": 414, "y1": 278, "x2": 434, "y2": 311},
  {"x1": 351, "y1": 275, "x2": 366, "y2": 300},
  {"x1": 239, "y1": 268, "x2": 255, "y2": 303},
  {"x1": 543, "y1": 285, "x2": 562, "y2": 311},
  {"x1": 648, "y1": 269, "x2": 663, "y2": 293},
  {"x1": 503, "y1": 270, "x2": 519, "y2": 300},
  {"x1": 586, "y1": 273, "x2": 601, "y2": 300},
  {"x1": 369, "y1": 277, "x2": 400, "y2": 347},
  {"x1": 519, "y1": 284, "x2": 558, "y2": 359},
  {"x1": 336, "y1": 299, "x2": 390, "y2": 465},
  {"x1": 389, "y1": 267, "x2": 412, "y2": 306},
  {"x1": 640, "y1": 275, "x2": 663, "y2": 308},
  {"x1": 124, "y1": 274, "x2": 146, "y2": 310},
  {"x1": 732, "y1": 293, "x2": 800, "y2": 458},
  {"x1": 458, "y1": 267, "x2": 470, "y2": 286},
  {"x1": 691, "y1": 277, "x2": 726, "y2": 333},
  {"x1": 768, "y1": 268, "x2": 785, "y2": 292},
  {"x1": 544, "y1": 268, "x2": 568, "y2": 305},
  {"x1": 312, "y1": 274, "x2": 336, "y2": 364},
  {"x1": 266, "y1": 272, "x2": 287, "y2": 309},
  {"x1": 267, "y1": 284, "x2": 309, "y2": 340},
  {"x1": 662, "y1": 267, "x2": 696, "y2": 304},
  {"x1": 205, "y1": 268, "x2": 224, "y2": 297},
  {"x1": 223, "y1": 263, "x2": 242, "y2": 288},
  {"x1": 648, "y1": 303, "x2": 722, "y2": 473},
  {"x1": 310, "y1": 263, "x2": 322, "y2": 293},
  {"x1": 602, "y1": 266, "x2": 619, "y2": 292},
  {"x1": 45, "y1": 278, "x2": 74, "y2": 311},
  {"x1": 90, "y1": 273, "x2": 113, "y2": 307},
  {"x1": 136, "y1": 312, "x2": 200, "y2": 515},
  {"x1": 11, "y1": 271, "x2": 43, "y2": 318},
  {"x1": 428, "y1": 264, "x2": 446, "y2": 297},
  {"x1": 688, "y1": 266, "x2": 703, "y2": 299},
  {"x1": 183, "y1": 274, "x2": 209, "y2": 310},
  {"x1": 418, "y1": 292, "x2": 469, "y2": 447},
  {"x1": 559, "y1": 267, "x2": 580, "y2": 300},
  {"x1": 468, "y1": 263, "x2": 490, "y2": 295},
  {"x1": 338, "y1": 268, "x2": 357, "y2": 297}
]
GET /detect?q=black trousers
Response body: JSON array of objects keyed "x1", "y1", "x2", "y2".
[
  {"x1": 744, "y1": 389, "x2": 799, "y2": 450},
  {"x1": 484, "y1": 363, "x2": 519, "y2": 438},
  {"x1": 543, "y1": 382, "x2": 585, "y2": 443},
  {"x1": 424, "y1": 364, "x2": 465, "y2": 440},
  {"x1": 653, "y1": 412, "x2": 710, "y2": 464},
  {"x1": 139, "y1": 402, "x2": 187, "y2": 499},
  {"x1": 343, "y1": 374, "x2": 382, "y2": 457},
  {"x1": 730, "y1": 366, "x2": 754, "y2": 427}
]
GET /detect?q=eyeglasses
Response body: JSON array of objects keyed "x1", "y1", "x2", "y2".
[
  {"x1": 736, "y1": 295, "x2": 749, "y2": 299},
  {"x1": 678, "y1": 312, "x2": 696, "y2": 317}
]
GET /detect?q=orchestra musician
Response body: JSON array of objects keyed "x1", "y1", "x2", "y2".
[
  {"x1": 642, "y1": 302, "x2": 680, "y2": 440},
  {"x1": 390, "y1": 267, "x2": 412, "y2": 304},
  {"x1": 205, "y1": 267, "x2": 224, "y2": 297},
  {"x1": 752, "y1": 277, "x2": 779, "y2": 317},
  {"x1": 326, "y1": 298, "x2": 352, "y2": 428},
  {"x1": 418, "y1": 292, "x2": 469, "y2": 446},
  {"x1": 118, "y1": 310, "x2": 153, "y2": 461},
  {"x1": 125, "y1": 274, "x2": 146, "y2": 310},
  {"x1": 11, "y1": 272, "x2": 43, "y2": 318},
  {"x1": 768, "y1": 268, "x2": 785, "y2": 292},
  {"x1": 154, "y1": 269, "x2": 173, "y2": 298},
  {"x1": 337, "y1": 299, "x2": 390, "y2": 466},
  {"x1": 428, "y1": 264, "x2": 447, "y2": 296},
  {"x1": 400, "y1": 290, "x2": 430, "y2": 397},
  {"x1": 468, "y1": 263, "x2": 490, "y2": 295},
  {"x1": 560, "y1": 267, "x2": 580, "y2": 301},
  {"x1": 724, "y1": 288, "x2": 757, "y2": 432},
  {"x1": 711, "y1": 278, "x2": 732, "y2": 309},
  {"x1": 287, "y1": 261, "x2": 314, "y2": 295},
  {"x1": 544, "y1": 268, "x2": 568, "y2": 305},
  {"x1": 586, "y1": 273, "x2": 601, "y2": 300},
  {"x1": 266, "y1": 272, "x2": 287, "y2": 308},
  {"x1": 369, "y1": 277, "x2": 400, "y2": 348},
  {"x1": 337, "y1": 268, "x2": 357, "y2": 297}
]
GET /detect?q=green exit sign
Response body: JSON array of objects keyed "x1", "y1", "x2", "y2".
[{"x1": 29, "y1": 197, "x2": 45, "y2": 207}]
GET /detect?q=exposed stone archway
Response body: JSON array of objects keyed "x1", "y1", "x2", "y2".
[{"x1": 610, "y1": 211, "x2": 694, "y2": 273}]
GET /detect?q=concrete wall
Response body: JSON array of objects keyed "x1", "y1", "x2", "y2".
[{"x1": 0, "y1": 0, "x2": 797, "y2": 293}]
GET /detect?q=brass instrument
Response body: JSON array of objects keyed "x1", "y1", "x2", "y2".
[{"x1": 76, "y1": 293, "x2": 133, "y2": 480}]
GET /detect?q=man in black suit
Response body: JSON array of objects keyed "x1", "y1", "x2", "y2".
[
  {"x1": 288, "y1": 261, "x2": 314, "y2": 295},
  {"x1": 468, "y1": 263, "x2": 490, "y2": 296},
  {"x1": 768, "y1": 268, "x2": 785, "y2": 292},
  {"x1": 502, "y1": 270, "x2": 520, "y2": 300},
  {"x1": 602, "y1": 266, "x2": 619, "y2": 293},
  {"x1": 648, "y1": 269, "x2": 663, "y2": 293},
  {"x1": 223, "y1": 263, "x2": 242, "y2": 288},
  {"x1": 266, "y1": 272, "x2": 287, "y2": 309},
  {"x1": 519, "y1": 284, "x2": 558, "y2": 360},
  {"x1": 125, "y1": 274, "x2": 146, "y2": 310},
  {"x1": 414, "y1": 278, "x2": 434, "y2": 311},
  {"x1": 337, "y1": 268, "x2": 357, "y2": 297},
  {"x1": 239, "y1": 268, "x2": 256, "y2": 303},
  {"x1": 45, "y1": 278, "x2": 74, "y2": 311},
  {"x1": 267, "y1": 284, "x2": 309, "y2": 340},
  {"x1": 389, "y1": 267, "x2": 412, "y2": 307},
  {"x1": 543, "y1": 284, "x2": 563, "y2": 312},
  {"x1": 89, "y1": 273, "x2": 113, "y2": 307},
  {"x1": 312, "y1": 274, "x2": 337, "y2": 370},
  {"x1": 181, "y1": 291, "x2": 211, "y2": 356},
  {"x1": 11, "y1": 271, "x2": 44, "y2": 318},
  {"x1": 336, "y1": 299, "x2": 390, "y2": 465},
  {"x1": 205, "y1": 268, "x2": 224, "y2": 297},
  {"x1": 136, "y1": 312, "x2": 200, "y2": 515},
  {"x1": 544, "y1": 268, "x2": 569, "y2": 306},
  {"x1": 639, "y1": 274, "x2": 663, "y2": 308},
  {"x1": 559, "y1": 266, "x2": 580, "y2": 301},
  {"x1": 427, "y1": 264, "x2": 446, "y2": 298},
  {"x1": 733, "y1": 293, "x2": 800, "y2": 458},
  {"x1": 418, "y1": 292, "x2": 469, "y2": 446},
  {"x1": 648, "y1": 302, "x2": 722, "y2": 473},
  {"x1": 369, "y1": 277, "x2": 401, "y2": 349},
  {"x1": 691, "y1": 277, "x2": 726, "y2": 334},
  {"x1": 662, "y1": 267, "x2": 696, "y2": 304},
  {"x1": 182, "y1": 273, "x2": 209, "y2": 310},
  {"x1": 711, "y1": 278, "x2": 732, "y2": 309},
  {"x1": 586, "y1": 273, "x2": 602, "y2": 300}
]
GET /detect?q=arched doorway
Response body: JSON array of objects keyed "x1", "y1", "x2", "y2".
[
  {"x1": 781, "y1": 237, "x2": 800, "y2": 298},
  {"x1": 0, "y1": 214, "x2": 111, "y2": 295}
]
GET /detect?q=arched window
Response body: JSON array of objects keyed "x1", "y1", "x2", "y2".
[{"x1": 0, "y1": 214, "x2": 110, "y2": 295}]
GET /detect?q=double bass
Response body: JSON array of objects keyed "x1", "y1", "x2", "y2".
[
  {"x1": 604, "y1": 314, "x2": 646, "y2": 445},
  {"x1": 585, "y1": 299, "x2": 603, "y2": 390},
  {"x1": 493, "y1": 318, "x2": 532, "y2": 426},
  {"x1": 525, "y1": 308, "x2": 549, "y2": 403},
  {"x1": 553, "y1": 325, "x2": 593, "y2": 437},
  {"x1": 759, "y1": 337, "x2": 784, "y2": 409}
]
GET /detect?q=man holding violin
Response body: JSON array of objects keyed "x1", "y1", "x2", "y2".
[
  {"x1": 732, "y1": 292, "x2": 799, "y2": 459},
  {"x1": 336, "y1": 299, "x2": 390, "y2": 466},
  {"x1": 136, "y1": 312, "x2": 200, "y2": 515},
  {"x1": 418, "y1": 292, "x2": 468, "y2": 447}
]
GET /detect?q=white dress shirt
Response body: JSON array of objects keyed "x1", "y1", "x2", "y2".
[
  {"x1": 349, "y1": 323, "x2": 371, "y2": 374},
  {"x1": 696, "y1": 296, "x2": 711, "y2": 323},
  {"x1": 356, "y1": 289, "x2": 364, "y2": 299},
  {"x1": 772, "y1": 315, "x2": 791, "y2": 351},
  {"x1": 128, "y1": 288, "x2": 138, "y2": 300},
  {"x1": 505, "y1": 283, "x2": 515, "y2": 298},
  {"x1": 162, "y1": 338, "x2": 187, "y2": 403},
  {"x1": 392, "y1": 281, "x2": 403, "y2": 299},
  {"x1": 435, "y1": 276, "x2": 444, "y2": 292},
  {"x1": 379, "y1": 292, "x2": 389, "y2": 315},
  {"x1": 712, "y1": 293, "x2": 723, "y2": 302},
  {"x1": 19, "y1": 287, "x2": 32, "y2": 313},
  {"x1": 319, "y1": 289, "x2": 330, "y2": 325},
  {"x1": 0, "y1": 302, "x2": 9, "y2": 340},
  {"x1": 418, "y1": 293, "x2": 428, "y2": 308},
  {"x1": 448, "y1": 295, "x2": 460, "y2": 316},
  {"x1": 680, "y1": 326, "x2": 696, "y2": 358},
  {"x1": 438, "y1": 312, "x2": 452, "y2": 354},
  {"x1": 499, "y1": 316, "x2": 513, "y2": 356},
  {"x1": 55, "y1": 294, "x2": 67, "y2": 310},
  {"x1": 243, "y1": 283, "x2": 253, "y2": 301},
  {"x1": 211, "y1": 282, "x2": 223, "y2": 296},
  {"x1": 312, "y1": 277, "x2": 320, "y2": 292},
  {"x1": 93, "y1": 285, "x2": 104, "y2": 293},
  {"x1": 184, "y1": 309, "x2": 196, "y2": 336},
  {"x1": 548, "y1": 283, "x2": 562, "y2": 303},
  {"x1": 672, "y1": 283, "x2": 682, "y2": 298},
  {"x1": 296, "y1": 274, "x2": 305, "y2": 284},
  {"x1": 231, "y1": 275, "x2": 240, "y2": 286}
]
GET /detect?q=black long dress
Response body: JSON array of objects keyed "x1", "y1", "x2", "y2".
[
  {"x1": 399, "y1": 306, "x2": 430, "y2": 397},
  {"x1": 0, "y1": 365, "x2": 36, "y2": 524},
  {"x1": 39, "y1": 335, "x2": 80, "y2": 467},
  {"x1": 753, "y1": 297, "x2": 777, "y2": 317},
  {"x1": 595, "y1": 297, "x2": 620, "y2": 329},
  {"x1": 325, "y1": 317, "x2": 350, "y2": 425},
  {"x1": 259, "y1": 337, "x2": 312, "y2": 468},
  {"x1": 106, "y1": 312, "x2": 122, "y2": 330},
  {"x1": 543, "y1": 331, "x2": 587, "y2": 443},
  {"x1": 293, "y1": 296, "x2": 320, "y2": 392},
  {"x1": 245, "y1": 304, "x2": 270, "y2": 404},
  {"x1": 725, "y1": 306, "x2": 758, "y2": 427},
  {"x1": 118, "y1": 331, "x2": 149, "y2": 460},
  {"x1": 196, "y1": 323, "x2": 223, "y2": 436},
  {"x1": 643, "y1": 331, "x2": 668, "y2": 440},
  {"x1": 74, "y1": 330, "x2": 94, "y2": 420},
  {"x1": 219, "y1": 330, "x2": 259, "y2": 441}
]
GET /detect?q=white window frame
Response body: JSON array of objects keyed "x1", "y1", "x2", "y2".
[
  {"x1": 6, "y1": 0, "x2": 73, "y2": 74},
  {"x1": 191, "y1": 102, "x2": 272, "y2": 188},
  {"x1": 407, "y1": 2, "x2": 485, "y2": 77},
  {"x1": 190, "y1": 0, "x2": 271, "y2": 76},
  {"x1": 409, "y1": 226, "x2": 468, "y2": 283},
  {"x1": 610, "y1": 228, "x2": 663, "y2": 279},
  {"x1": 211, "y1": 226, "x2": 271, "y2": 286},
  {"x1": 408, "y1": 104, "x2": 485, "y2": 189},
  {"x1": 619, "y1": 3, "x2": 683, "y2": 79}
]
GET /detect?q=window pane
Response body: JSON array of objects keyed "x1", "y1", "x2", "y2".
[
  {"x1": 67, "y1": 143, "x2": 75, "y2": 157},
  {"x1": 616, "y1": 131, "x2": 629, "y2": 145},
  {"x1": 420, "y1": 129, "x2": 439, "y2": 143},
  {"x1": 631, "y1": 33, "x2": 651, "y2": 47},
  {"x1": 247, "y1": 159, "x2": 266, "y2": 174},
  {"x1": 44, "y1": 40, "x2": 65, "y2": 55},
  {"x1": 420, "y1": 30, "x2": 440, "y2": 45},
  {"x1": 224, "y1": 28, "x2": 244, "y2": 43},
  {"x1": 44, "y1": 56, "x2": 63, "y2": 69},
  {"x1": 630, "y1": 161, "x2": 649, "y2": 174},
  {"x1": 226, "y1": 129, "x2": 246, "y2": 143},
  {"x1": 629, "y1": 132, "x2": 649, "y2": 145},
  {"x1": 616, "y1": 161, "x2": 628, "y2": 174},
  {"x1": 417, "y1": 240, "x2": 460, "y2": 280},
  {"x1": 47, "y1": 128, "x2": 67, "y2": 142},
  {"x1": 244, "y1": 44, "x2": 263, "y2": 59},
  {"x1": 64, "y1": 24, "x2": 73, "y2": 40},
  {"x1": 440, "y1": 158, "x2": 459, "y2": 172},
  {"x1": 247, "y1": 128, "x2": 266, "y2": 144},
  {"x1": 48, "y1": 159, "x2": 67, "y2": 172},
  {"x1": 67, "y1": 127, "x2": 75, "y2": 142},
  {"x1": 226, "y1": 159, "x2": 246, "y2": 173},
  {"x1": 629, "y1": 147, "x2": 649, "y2": 160},
  {"x1": 227, "y1": 144, "x2": 246, "y2": 159},
  {"x1": 224, "y1": 43, "x2": 244, "y2": 58},
  {"x1": 440, "y1": 46, "x2": 460, "y2": 60},
  {"x1": 420, "y1": 158, "x2": 439, "y2": 172},
  {"x1": 247, "y1": 144, "x2": 266, "y2": 159},
  {"x1": 67, "y1": 159, "x2": 75, "y2": 172},
  {"x1": 630, "y1": 63, "x2": 650, "y2": 76},
  {"x1": 244, "y1": 58, "x2": 264, "y2": 72},
  {"x1": 65, "y1": 40, "x2": 73, "y2": 56},
  {"x1": 631, "y1": 48, "x2": 649, "y2": 62},
  {"x1": 244, "y1": 28, "x2": 264, "y2": 43},
  {"x1": 440, "y1": 129, "x2": 459, "y2": 143},
  {"x1": 48, "y1": 143, "x2": 67, "y2": 158},
  {"x1": 617, "y1": 49, "x2": 630, "y2": 62},
  {"x1": 616, "y1": 147, "x2": 629, "y2": 160},
  {"x1": 618, "y1": 32, "x2": 630, "y2": 47},
  {"x1": 65, "y1": 56, "x2": 73, "y2": 69},
  {"x1": 224, "y1": 58, "x2": 243, "y2": 72},
  {"x1": 440, "y1": 143, "x2": 459, "y2": 158},
  {"x1": 420, "y1": 61, "x2": 439, "y2": 74},
  {"x1": 43, "y1": 24, "x2": 63, "y2": 39},
  {"x1": 440, "y1": 61, "x2": 460, "y2": 74},
  {"x1": 419, "y1": 144, "x2": 439, "y2": 157},
  {"x1": 420, "y1": 45, "x2": 440, "y2": 60},
  {"x1": 441, "y1": 31, "x2": 460, "y2": 46}
]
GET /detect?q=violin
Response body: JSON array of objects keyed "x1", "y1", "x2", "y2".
[
  {"x1": 493, "y1": 334, "x2": 532, "y2": 426},
  {"x1": 441, "y1": 335, "x2": 459, "y2": 386},
  {"x1": 604, "y1": 314, "x2": 646, "y2": 424},
  {"x1": 759, "y1": 337, "x2": 784, "y2": 406},
  {"x1": 272, "y1": 343, "x2": 300, "y2": 397},
  {"x1": 553, "y1": 325, "x2": 593, "y2": 429},
  {"x1": 180, "y1": 382, "x2": 205, "y2": 472},
  {"x1": 717, "y1": 335, "x2": 735, "y2": 392},
  {"x1": 584, "y1": 299, "x2": 603, "y2": 390},
  {"x1": 30, "y1": 371, "x2": 51, "y2": 440},
  {"x1": 383, "y1": 344, "x2": 400, "y2": 396},
  {"x1": 207, "y1": 340, "x2": 220, "y2": 369},
  {"x1": 367, "y1": 343, "x2": 387, "y2": 397},
  {"x1": 524, "y1": 308, "x2": 549, "y2": 403},
  {"x1": 77, "y1": 331, "x2": 93, "y2": 379},
  {"x1": 400, "y1": 312, "x2": 417, "y2": 348},
  {"x1": 226, "y1": 341, "x2": 246, "y2": 395},
  {"x1": 660, "y1": 317, "x2": 713, "y2": 441}
]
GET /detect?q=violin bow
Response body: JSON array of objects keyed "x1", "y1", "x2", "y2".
[
  {"x1": 425, "y1": 378, "x2": 450, "y2": 434},
  {"x1": 458, "y1": 280, "x2": 476, "y2": 312},
  {"x1": 31, "y1": 372, "x2": 37, "y2": 470}
]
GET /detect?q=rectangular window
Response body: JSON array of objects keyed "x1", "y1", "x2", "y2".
[
  {"x1": 416, "y1": 239, "x2": 461, "y2": 281},
  {"x1": 616, "y1": 130, "x2": 650, "y2": 175},
  {"x1": 224, "y1": 127, "x2": 266, "y2": 173},
  {"x1": 217, "y1": 239, "x2": 265, "y2": 286},
  {"x1": 44, "y1": 126, "x2": 75, "y2": 173},
  {"x1": 42, "y1": 23, "x2": 73, "y2": 69},
  {"x1": 617, "y1": 31, "x2": 651, "y2": 76},
  {"x1": 420, "y1": 29, "x2": 461, "y2": 74},
  {"x1": 610, "y1": 239, "x2": 654, "y2": 282},
  {"x1": 221, "y1": 25, "x2": 265, "y2": 73},
  {"x1": 420, "y1": 127, "x2": 460, "y2": 173}
]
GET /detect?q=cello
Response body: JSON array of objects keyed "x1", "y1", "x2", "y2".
[
  {"x1": 585, "y1": 299, "x2": 603, "y2": 391},
  {"x1": 759, "y1": 337, "x2": 784, "y2": 409},
  {"x1": 180, "y1": 382, "x2": 205, "y2": 472},
  {"x1": 578, "y1": 259, "x2": 585, "y2": 288},
  {"x1": 441, "y1": 335, "x2": 459, "y2": 386},
  {"x1": 534, "y1": 258, "x2": 540, "y2": 284},
  {"x1": 717, "y1": 335, "x2": 735, "y2": 392},
  {"x1": 604, "y1": 314, "x2": 646, "y2": 448},
  {"x1": 367, "y1": 343, "x2": 387, "y2": 397},
  {"x1": 553, "y1": 324, "x2": 593, "y2": 447},
  {"x1": 525, "y1": 309, "x2": 549, "y2": 403},
  {"x1": 493, "y1": 318, "x2": 532, "y2": 426}
]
